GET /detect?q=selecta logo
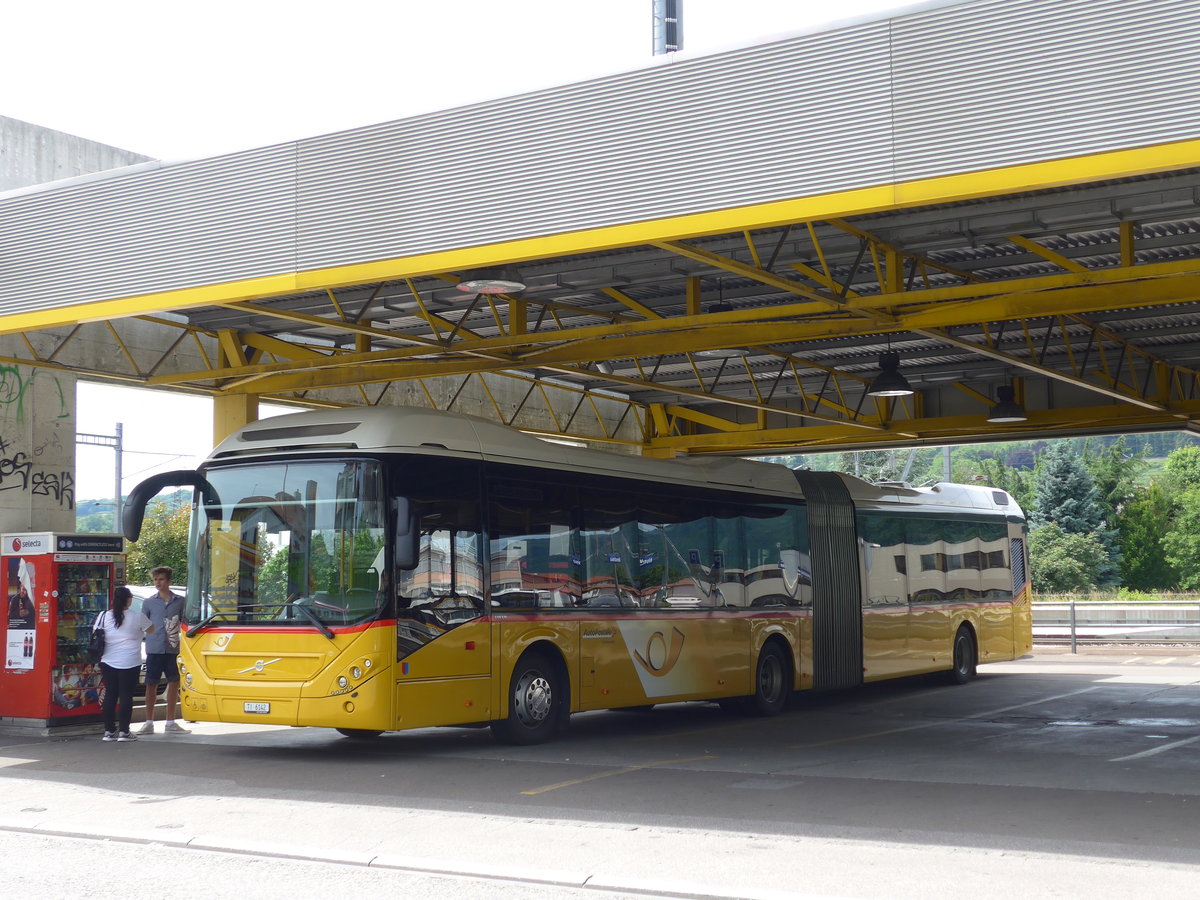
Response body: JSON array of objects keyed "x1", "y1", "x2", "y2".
[
  {"x1": 12, "y1": 536, "x2": 46, "y2": 552},
  {"x1": 10, "y1": 538, "x2": 19, "y2": 553}
]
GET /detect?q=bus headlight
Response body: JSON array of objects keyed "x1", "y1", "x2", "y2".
[
  {"x1": 185, "y1": 673, "x2": 193, "y2": 687},
  {"x1": 351, "y1": 666, "x2": 362, "y2": 680},
  {"x1": 363, "y1": 658, "x2": 372, "y2": 670},
  {"x1": 179, "y1": 662, "x2": 187, "y2": 675},
  {"x1": 337, "y1": 676, "x2": 349, "y2": 689}
]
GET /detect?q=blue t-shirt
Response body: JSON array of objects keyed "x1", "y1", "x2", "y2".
[{"x1": 141, "y1": 592, "x2": 184, "y2": 654}]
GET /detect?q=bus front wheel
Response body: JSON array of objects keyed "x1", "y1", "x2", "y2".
[
  {"x1": 492, "y1": 652, "x2": 561, "y2": 745},
  {"x1": 946, "y1": 626, "x2": 977, "y2": 685}
]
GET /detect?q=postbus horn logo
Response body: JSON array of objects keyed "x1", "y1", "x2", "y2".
[{"x1": 632, "y1": 627, "x2": 686, "y2": 677}]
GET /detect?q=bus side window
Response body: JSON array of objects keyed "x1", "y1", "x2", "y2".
[
  {"x1": 488, "y1": 491, "x2": 579, "y2": 611},
  {"x1": 397, "y1": 513, "x2": 483, "y2": 612}
]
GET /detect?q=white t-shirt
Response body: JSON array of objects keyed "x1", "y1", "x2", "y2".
[{"x1": 97, "y1": 608, "x2": 152, "y2": 669}]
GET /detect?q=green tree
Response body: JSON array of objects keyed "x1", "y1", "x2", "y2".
[
  {"x1": 1163, "y1": 446, "x2": 1200, "y2": 492},
  {"x1": 1082, "y1": 436, "x2": 1145, "y2": 522},
  {"x1": 126, "y1": 501, "x2": 189, "y2": 585},
  {"x1": 258, "y1": 539, "x2": 286, "y2": 604},
  {"x1": 76, "y1": 512, "x2": 114, "y2": 533},
  {"x1": 1030, "y1": 443, "x2": 1120, "y2": 587},
  {"x1": 1028, "y1": 524, "x2": 1107, "y2": 592},
  {"x1": 1162, "y1": 488, "x2": 1200, "y2": 589},
  {"x1": 1030, "y1": 443, "x2": 1103, "y2": 532},
  {"x1": 835, "y1": 449, "x2": 906, "y2": 483},
  {"x1": 1119, "y1": 482, "x2": 1178, "y2": 590}
]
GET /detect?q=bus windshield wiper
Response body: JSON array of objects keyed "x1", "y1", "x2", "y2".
[
  {"x1": 185, "y1": 612, "x2": 224, "y2": 638},
  {"x1": 187, "y1": 602, "x2": 334, "y2": 639},
  {"x1": 290, "y1": 600, "x2": 336, "y2": 639}
]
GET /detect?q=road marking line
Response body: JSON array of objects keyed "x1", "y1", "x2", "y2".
[
  {"x1": 1111, "y1": 733, "x2": 1200, "y2": 762},
  {"x1": 1153, "y1": 658, "x2": 1177, "y2": 665},
  {"x1": 788, "y1": 687, "x2": 1100, "y2": 750},
  {"x1": 520, "y1": 754, "x2": 717, "y2": 796},
  {"x1": 1122, "y1": 657, "x2": 1144, "y2": 665}
]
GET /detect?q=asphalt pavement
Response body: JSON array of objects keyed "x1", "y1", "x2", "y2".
[{"x1": 3, "y1": 650, "x2": 1200, "y2": 899}]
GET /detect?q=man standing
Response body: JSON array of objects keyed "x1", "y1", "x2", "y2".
[{"x1": 138, "y1": 565, "x2": 189, "y2": 735}]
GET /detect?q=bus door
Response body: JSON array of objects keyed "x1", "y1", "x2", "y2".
[{"x1": 394, "y1": 509, "x2": 491, "y2": 729}]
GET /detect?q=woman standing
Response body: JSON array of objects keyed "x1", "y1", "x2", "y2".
[{"x1": 96, "y1": 586, "x2": 153, "y2": 742}]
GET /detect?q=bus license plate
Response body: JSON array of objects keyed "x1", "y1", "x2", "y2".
[{"x1": 244, "y1": 702, "x2": 270, "y2": 714}]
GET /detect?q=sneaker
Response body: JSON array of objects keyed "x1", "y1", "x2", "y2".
[
  {"x1": 163, "y1": 721, "x2": 190, "y2": 734},
  {"x1": 136, "y1": 721, "x2": 155, "y2": 735},
  {"x1": 116, "y1": 732, "x2": 136, "y2": 742},
  {"x1": 101, "y1": 731, "x2": 117, "y2": 742}
]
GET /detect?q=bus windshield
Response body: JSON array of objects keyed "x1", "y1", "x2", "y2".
[{"x1": 185, "y1": 459, "x2": 387, "y2": 630}]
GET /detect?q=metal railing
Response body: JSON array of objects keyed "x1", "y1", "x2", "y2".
[{"x1": 1032, "y1": 602, "x2": 1200, "y2": 650}]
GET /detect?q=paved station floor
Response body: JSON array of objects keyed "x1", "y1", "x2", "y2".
[{"x1": 3, "y1": 650, "x2": 1200, "y2": 898}]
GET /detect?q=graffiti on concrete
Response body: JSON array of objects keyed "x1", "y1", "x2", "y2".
[
  {"x1": 0, "y1": 365, "x2": 26, "y2": 412},
  {"x1": 0, "y1": 450, "x2": 32, "y2": 493},
  {"x1": 31, "y1": 470, "x2": 74, "y2": 508},
  {"x1": 0, "y1": 365, "x2": 76, "y2": 509}
]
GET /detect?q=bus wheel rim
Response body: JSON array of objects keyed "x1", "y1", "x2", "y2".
[{"x1": 515, "y1": 672, "x2": 552, "y2": 725}]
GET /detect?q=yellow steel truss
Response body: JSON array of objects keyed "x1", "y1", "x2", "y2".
[{"x1": 5, "y1": 139, "x2": 1200, "y2": 454}]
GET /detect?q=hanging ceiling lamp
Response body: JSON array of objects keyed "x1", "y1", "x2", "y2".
[
  {"x1": 866, "y1": 352, "x2": 914, "y2": 397},
  {"x1": 696, "y1": 279, "x2": 747, "y2": 357},
  {"x1": 455, "y1": 266, "x2": 526, "y2": 295},
  {"x1": 987, "y1": 384, "x2": 1028, "y2": 423}
]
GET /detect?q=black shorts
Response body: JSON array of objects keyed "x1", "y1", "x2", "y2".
[{"x1": 145, "y1": 652, "x2": 180, "y2": 685}]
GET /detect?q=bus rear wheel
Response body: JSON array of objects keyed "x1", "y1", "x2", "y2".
[
  {"x1": 745, "y1": 642, "x2": 791, "y2": 716},
  {"x1": 721, "y1": 643, "x2": 790, "y2": 716},
  {"x1": 946, "y1": 626, "x2": 977, "y2": 685},
  {"x1": 492, "y1": 651, "x2": 561, "y2": 745}
]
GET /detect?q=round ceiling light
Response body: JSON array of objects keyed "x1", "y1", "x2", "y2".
[{"x1": 455, "y1": 267, "x2": 526, "y2": 295}]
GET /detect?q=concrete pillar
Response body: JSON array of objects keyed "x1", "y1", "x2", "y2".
[
  {"x1": 213, "y1": 393, "x2": 259, "y2": 445},
  {"x1": 0, "y1": 365, "x2": 77, "y2": 533}
]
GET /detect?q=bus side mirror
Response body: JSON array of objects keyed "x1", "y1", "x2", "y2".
[
  {"x1": 394, "y1": 498, "x2": 417, "y2": 569},
  {"x1": 123, "y1": 470, "x2": 221, "y2": 542}
]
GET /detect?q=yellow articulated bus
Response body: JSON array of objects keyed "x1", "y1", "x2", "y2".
[{"x1": 123, "y1": 408, "x2": 1032, "y2": 745}]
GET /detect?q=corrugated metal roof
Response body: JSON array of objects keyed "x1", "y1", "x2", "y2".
[{"x1": 5, "y1": 0, "x2": 1200, "y2": 316}]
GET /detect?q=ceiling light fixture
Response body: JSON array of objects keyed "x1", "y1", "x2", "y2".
[
  {"x1": 987, "y1": 384, "x2": 1028, "y2": 423},
  {"x1": 866, "y1": 352, "x2": 914, "y2": 397},
  {"x1": 455, "y1": 266, "x2": 526, "y2": 295}
]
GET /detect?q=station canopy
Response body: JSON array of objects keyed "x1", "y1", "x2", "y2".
[{"x1": 4, "y1": 0, "x2": 1200, "y2": 456}]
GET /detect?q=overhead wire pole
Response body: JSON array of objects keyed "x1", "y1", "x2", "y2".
[
  {"x1": 76, "y1": 423, "x2": 123, "y2": 531},
  {"x1": 652, "y1": 0, "x2": 682, "y2": 55}
]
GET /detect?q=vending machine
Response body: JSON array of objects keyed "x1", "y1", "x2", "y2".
[{"x1": 1, "y1": 532, "x2": 125, "y2": 729}]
